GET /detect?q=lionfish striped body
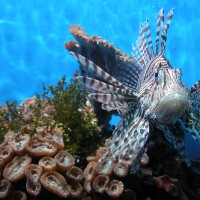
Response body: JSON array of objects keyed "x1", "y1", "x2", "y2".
[{"x1": 70, "y1": 9, "x2": 200, "y2": 173}]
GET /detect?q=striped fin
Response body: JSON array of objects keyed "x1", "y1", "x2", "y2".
[
  {"x1": 101, "y1": 101, "x2": 125, "y2": 111},
  {"x1": 70, "y1": 51, "x2": 126, "y2": 89},
  {"x1": 157, "y1": 124, "x2": 191, "y2": 166},
  {"x1": 135, "y1": 20, "x2": 153, "y2": 67},
  {"x1": 160, "y1": 8, "x2": 174, "y2": 54},
  {"x1": 132, "y1": 8, "x2": 174, "y2": 69},
  {"x1": 99, "y1": 109, "x2": 150, "y2": 174},
  {"x1": 76, "y1": 76, "x2": 138, "y2": 97},
  {"x1": 130, "y1": 146, "x2": 147, "y2": 174},
  {"x1": 89, "y1": 93, "x2": 130, "y2": 103},
  {"x1": 155, "y1": 9, "x2": 162, "y2": 55}
]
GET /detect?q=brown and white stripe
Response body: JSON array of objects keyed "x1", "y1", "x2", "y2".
[
  {"x1": 76, "y1": 76, "x2": 138, "y2": 98},
  {"x1": 70, "y1": 51, "x2": 126, "y2": 89}
]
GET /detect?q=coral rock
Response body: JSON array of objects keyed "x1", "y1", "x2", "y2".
[
  {"x1": 25, "y1": 164, "x2": 43, "y2": 196},
  {"x1": 0, "y1": 179, "x2": 12, "y2": 199},
  {"x1": 106, "y1": 180, "x2": 124, "y2": 198},
  {"x1": 66, "y1": 166, "x2": 84, "y2": 182},
  {"x1": 69, "y1": 182, "x2": 83, "y2": 198},
  {"x1": 54, "y1": 150, "x2": 75, "y2": 171},
  {"x1": 95, "y1": 159, "x2": 113, "y2": 176},
  {"x1": 12, "y1": 134, "x2": 30, "y2": 155},
  {"x1": 155, "y1": 174, "x2": 179, "y2": 197},
  {"x1": 84, "y1": 161, "x2": 97, "y2": 182},
  {"x1": 0, "y1": 145, "x2": 14, "y2": 164},
  {"x1": 40, "y1": 171, "x2": 71, "y2": 198},
  {"x1": 39, "y1": 157, "x2": 57, "y2": 172},
  {"x1": 26, "y1": 137, "x2": 58, "y2": 157},
  {"x1": 3, "y1": 155, "x2": 32, "y2": 182},
  {"x1": 93, "y1": 175, "x2": 109, "y2": 194},
  {"x1": 113, "y1": 161, "x2": 129, "y2": 178},
  {"x1": 7, "y1": 191, "x2": 27, "y2": 200}
]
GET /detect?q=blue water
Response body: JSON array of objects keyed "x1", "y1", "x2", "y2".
[{"x1": 0, "y1": 0, "x2": 199, "y2": 158}]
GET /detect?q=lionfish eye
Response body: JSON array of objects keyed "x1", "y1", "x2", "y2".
[{"x1": 155, "y1": 72, "x2": 158, "y2": 78}]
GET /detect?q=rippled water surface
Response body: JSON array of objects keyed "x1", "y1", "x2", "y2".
[{"x1": 0, "y1": 0, "x2": 199, "y2": 158}]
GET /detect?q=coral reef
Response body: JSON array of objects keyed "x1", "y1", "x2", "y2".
[
  {"x1": 0, "y1": 23, "x2": 199, "y2": 199},
  {"x1": 0, "y1": 128, "x2": 84, "y2": 199}
]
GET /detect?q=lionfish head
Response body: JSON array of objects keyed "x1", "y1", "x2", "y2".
[
  {"x1": 131, "y1": 8, "x2": 189, "y2": 124},
  {"x1": 148, "y1": 65, "x2": 189, "y2": 124}
]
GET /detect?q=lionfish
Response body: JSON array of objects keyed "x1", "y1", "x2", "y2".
[{"x1": 69, "y1": 8, "x2": 200, "y2": 173}]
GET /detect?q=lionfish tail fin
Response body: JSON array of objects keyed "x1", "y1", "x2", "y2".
[{"x1": 132, "y1": 8, "x2": 175, "y2": 68}]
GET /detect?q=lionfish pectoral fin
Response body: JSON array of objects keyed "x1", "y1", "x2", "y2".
[
  {"x1": 69, "y1": 51, "x2": 127, "y2": 89},
  {"x1": 100, "y1": 109, "x2": 150, "y2": 174},
  {"x1": 157, "y1": 124, "x2": 191, "y2": 166}
]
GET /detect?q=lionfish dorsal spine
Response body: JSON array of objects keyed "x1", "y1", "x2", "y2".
[{"x1": 132, "y1": 8, "x2": 175, "y2": 67}]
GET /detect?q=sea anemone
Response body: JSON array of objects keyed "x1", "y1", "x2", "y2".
[
  {"x1": 39, "y1": 157, "x2": 57, "y2": 172},
  {"x1": 92, "y1": 175, "x2": 109, "y2": 193},
  {"x1": 105, "y1": 180, "x2": 124, "y2": 198},
  {"x1": 66, "y1": 166, "x2": 84, "y2": 182},
  {"x1": 54, "y1": 150, "x2": 75, "y2": 171},
  {"x1": 40, "y1": 171, "x2": 71, "y2": 198}
]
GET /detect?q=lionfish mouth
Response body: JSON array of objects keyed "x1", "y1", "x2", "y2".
[{"x1": 154, "y1": 92, "x2": 189, "y2": 124}]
